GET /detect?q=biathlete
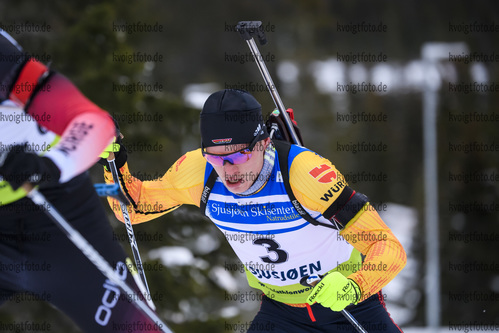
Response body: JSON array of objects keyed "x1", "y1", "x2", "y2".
[
  {"x1": 0, "y1": 31, "x2": 163, "y2": 332},
  {"x1": 104, "y1": 89, "x2": 407, "y2": 332}
]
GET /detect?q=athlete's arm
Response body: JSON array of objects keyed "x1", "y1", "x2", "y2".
[
  {"x1": 27, "y1": 72, "x2": 115, "y2": 182},
  {"x1": 103, "y1": 149, "x2": 206, "y2": 224},
  {"x1": 1, "y1": 31, "x2": 116, "y2": 184},
  {"x1": 289, "y1": 149, "x2": 407, "y2": 301},
  {"x1": 337, "y1": 204, "x2": 407, "y2": 301}
]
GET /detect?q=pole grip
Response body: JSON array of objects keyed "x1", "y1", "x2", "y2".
[
  {"x1": 236, "y1": 21, "x2": 267, "y2": 45},
  {"x1": 300, "y1": 275, "x2": 369, "y2": 333}
]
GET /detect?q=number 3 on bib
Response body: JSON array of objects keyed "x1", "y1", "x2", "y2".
[{"x1": 253, "y1": 238, "x2": 288, "y2": 264}]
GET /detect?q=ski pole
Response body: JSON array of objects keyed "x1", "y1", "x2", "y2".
[
  {"x1": 302, "y1": 275, "x2": 368, "y2": 333},
  {"x1": 23, "y1": 184, "x2": 173, "y2": 333},
  {"x1": 94, "y1": 182, "x2": 156, "y2": 311},
  {"x1": 106, "y1": 157, "x2": 155, "y2": 310},
  {"x1": 236, "y1": 21, "x2": 303, "y2": 146}
]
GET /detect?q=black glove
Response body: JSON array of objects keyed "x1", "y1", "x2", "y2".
[
  {"x1": 0, "y1": 144, "x2": 61, "y2": 191},
  {"x1": 98, "y1": 143, "x2": 128, "y2": 170},
  {"x1": 97, "y1": 116, "x2": 128, "y2": 170}
]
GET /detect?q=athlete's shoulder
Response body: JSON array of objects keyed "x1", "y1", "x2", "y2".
[
  {"x1": 289, "y1": 147, "x2": 342, "y2": 181},
  {"x1": 170, "y1": 148, "x2": 206, "y2": 171},
  {"x1": 164, "y1": 148, "x2": 208, "y2": 187},
  {"x1": 288, "y1": 146, "x2": 348, "y2": 212}
]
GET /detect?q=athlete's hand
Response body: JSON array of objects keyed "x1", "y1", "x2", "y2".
[
  {"x1": 98, "y1": 140, "x2": 128, "y2": 169},
  {"x1": 0, "y1": 144, "x2": 61, "y2": 190},
  {"x1": 306, "y1": 272, "x2": 361, "y2": 311},
  {"x1": 98, "y1": 117, "x2": 127, "y2": 169}
]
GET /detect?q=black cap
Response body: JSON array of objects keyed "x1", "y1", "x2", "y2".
[{"x1": 200, "y1": 89, "x2": 268, "y2": 148}]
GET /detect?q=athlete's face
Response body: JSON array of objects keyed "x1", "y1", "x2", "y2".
[{"x1": 205, "y1": 138, "x2": 271, "y2": 194}]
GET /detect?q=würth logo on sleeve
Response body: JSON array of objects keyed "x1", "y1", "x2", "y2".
[
  {"x1": 212, "y1": 138, "x2": 232, "y2": 144},
  {"x1": 309, "y1": 164, "x2": 337, "y2": 183},
  {"x1": 320, "y1": 177, "x2": 347, "y2": 202}
]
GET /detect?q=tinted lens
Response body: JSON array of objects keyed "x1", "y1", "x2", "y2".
[{"x1": 204, "y1": 150, "x2": 252, "y2": 166}]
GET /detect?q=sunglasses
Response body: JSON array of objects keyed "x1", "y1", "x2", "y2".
[{"x1": 202, "y1": 134, "x2": 260, "y2": 166}]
